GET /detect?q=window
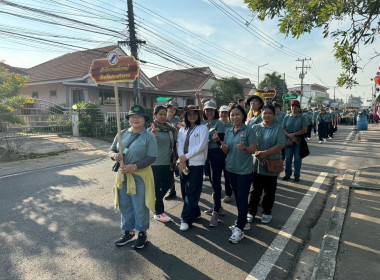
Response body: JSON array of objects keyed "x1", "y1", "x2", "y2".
[
  {"x1": 186, "y1": 98, "x2": 195, "y2": 105},
  {"x1": 99, "y1": 89, "x2": 120, "y2": 105},
  {"x1": 73, "y1": 89, "x2": 84, "y2": 104},
  {"x1": 32, "y1": 91, "x2": 39, "y2": 98},
  {"x1": 49, "y1": 90, "x2": 57, "y2": 98}
]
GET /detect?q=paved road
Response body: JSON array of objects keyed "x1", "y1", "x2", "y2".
[{"x1": 0, "y1": 126, "x2": 355, "y2": 280}]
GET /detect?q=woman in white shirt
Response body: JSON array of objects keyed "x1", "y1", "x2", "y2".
[{"x1": 177, "y1": 105, "x2": 209, "y2": 231}]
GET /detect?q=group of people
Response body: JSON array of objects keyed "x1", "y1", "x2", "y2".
[{"x1": 109, "y1": 91, "x2": 315, "y2": 248}]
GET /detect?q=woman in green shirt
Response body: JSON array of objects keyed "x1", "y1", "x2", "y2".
[{"x1": 248, "y1": 103, "x2": 285, "y2": 224}]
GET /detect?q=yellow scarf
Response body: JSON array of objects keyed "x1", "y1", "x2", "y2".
[{"x1": 113, "y1": 166, "x2": 155, "y2": 213}]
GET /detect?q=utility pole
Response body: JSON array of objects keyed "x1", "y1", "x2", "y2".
[
  {"x1": 333, "y1": 86, "x2": 336, "y2": 102},
  {"x1": 257, "y1": 63, "x2": 268, "y2": 87},
  {"x1": 296, "y1": 58, "x2": 311, "y2": 107},
  {"x1": 119, "y1": 0, "x2": 146, "y2": 106}
]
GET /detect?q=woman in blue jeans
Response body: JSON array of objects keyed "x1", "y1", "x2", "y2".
[{"x1": 282, "y1": 100, "x2": 307, "y2": 182}]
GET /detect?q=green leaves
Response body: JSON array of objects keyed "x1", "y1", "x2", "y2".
[
  {"x1": 244, "y1": 0, "x2": 380, "y2": 88},
  {"x1": 211, "y1": 77, "x2": 244, "y2": 106}
]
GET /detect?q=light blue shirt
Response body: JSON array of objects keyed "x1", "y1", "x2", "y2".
[
  {"x1": 203, "y1": 119, "x2": 225, "y2": 150},
  {"x1": 282, "y1": 114, "x2": 307, "y2": 134},
  {"x1": 224, "y1": 124, "x2": 257, "y2": 175},
  {"x1": 147, "y1": 128, "x2": 171, "y2": 166},
  {"x1": 252, "y1": 123, "x2": 285, "y2": 176},
  {"x1": 275, "y1": 111, "x2": 286, "y2": 125},
  {"x1": 110, "y1": 128, "x2": 157, "y2": 185}
]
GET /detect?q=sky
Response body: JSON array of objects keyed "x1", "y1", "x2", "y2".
[{"x1": 0, "y1": 0, "x2": 378, "y2": 106}]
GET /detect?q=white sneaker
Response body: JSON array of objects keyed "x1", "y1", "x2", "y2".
[
  {"x1": 229, "y1": 222, "x2": 250, "y2": 231},
  {"x1": 180, "y1": 222, "x2": 189, "y2": 231},
  {"x1": 222, "y1": 196, "x2": 231, "y2": 203},
  {"x1": 203, "y1": 175, "x2": 209, "y2": 181},
  {"x1": 319, "y1": 141, "x2": 323, "y2": 143},
  {"x1": 229, "y1": 227, "x2": 244, "y2": 244},
  {"x1": 247, "y1": 213, "x2": 254, "y2": 223},
  {"x1": 261, "y1": 214, "x2": 272, "y2": 224},
  {"x1": 154, "y1": 213, "x2": 172, "y2": 223}
]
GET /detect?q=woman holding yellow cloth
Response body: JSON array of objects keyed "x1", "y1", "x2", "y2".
[{"x1": 109, "y1": 105, "x2": 157, "y2": 250}]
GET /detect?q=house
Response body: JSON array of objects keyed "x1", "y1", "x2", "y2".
[
  {"x1": 19, "y1": 45, "x2": 159, "y2": 116},
  {"x1": 238, "y1": 78, "x2": 257, "y2": 100},
  {"x1": 0, "y1": 62, "x2": 27, "y2": 75},
  {"x1": 288, "y1": 84, "x2": 330, "y2": 107},
  {"x1": 149, "y1": 67, "x2": 216, "y2": 108}
]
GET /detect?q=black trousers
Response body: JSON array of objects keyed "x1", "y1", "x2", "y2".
[
  {"x1": 152, "y1": 165, "x2": 172, "y2": 214},
  {"x1": 318, "y1": 122, "x2": 327, "y2": 141},
  {"x1": 248, "y1": 172, "x2": 278, "y2": 216}
]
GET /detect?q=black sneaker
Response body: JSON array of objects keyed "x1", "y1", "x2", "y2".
[
  {"x1": 294, "y1": 177, "x2": 300, "y2": 182},
  {"x1": 115, "y1": 230, "x2": 135, "y2": 246},
  {"x1": 134, "y1": 231, "x2": 147, "y2": 250},
  {"x1": 282, "y1": 175, "x2": 290, "y2": 181},
  {"x1": 164, "y1": 190, "x2": 176, "y2": 200}
]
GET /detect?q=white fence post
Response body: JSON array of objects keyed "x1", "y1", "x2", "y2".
[{"x1": 71, "y1": 112, "x2": 79, "y2": 137}]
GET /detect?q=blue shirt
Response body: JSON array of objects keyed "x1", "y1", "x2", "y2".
[
  {"x1": 203, "y1": 119, "x2": 225, "y2": 149},
  {"x1": 252, "y1": 123, "x2": 285, "y2": 176},
  {"x1": 110, "y1": 128, "x2": 157, "y2": 185},
  {"x1": 282, "y1": 114, "x2": 307, "y2": 134},
  {"x1": 248, "y1": 114, "x2": 263, "y2": 127},
  {"x1": 224, "y1": 124, "x2": 257, "y2": 175},
  {"x1": 167, "y1": 115, "x2": 181, "y2": 126},
  {"x1": 147, "y1": 128, "x2": 171, "y2": 166},
  {"x1": 275, "y1": 111, "x2": 286, "y2": 125}
]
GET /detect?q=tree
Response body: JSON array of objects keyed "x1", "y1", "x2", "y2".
[
  {"x1": 258, "y1": 71, "x2": 288, "y2": 103},
  {"x1": 0, "y1": 66, "x2": 28, "y2": 124},
  {"x1": 244, "y1": 0, "x2": 380, "y2": 88},
  {"x1": 347, "y1": 95, "x2": 363, "y2": 107},
  {"x1": 314, "y1": 97, "x2": 325, "y2": 108},
  {"x1": 211, "y1": 77, "x2": 244, "y2": 106}
]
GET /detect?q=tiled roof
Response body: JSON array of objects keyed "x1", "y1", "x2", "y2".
[
  {"x1": 149, "y1": 67, "x2": 215, "y2": 92},
  {"x1": 25, "y1": 45, "x2": 125, "y2": 83},
  {"x1": 238, "y1": 78, "x2": 256, "y2": 96},
  {"x1": 0, "y1": 62, "x2": 27, "y2": 75}
]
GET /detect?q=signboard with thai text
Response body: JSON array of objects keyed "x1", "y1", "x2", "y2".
[{"x1": 89, "y1": 55, "x2": 140, "y2": 83}]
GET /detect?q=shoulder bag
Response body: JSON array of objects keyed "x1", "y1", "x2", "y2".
[
  {"x1": 260, "y1": 127, "x2": 284, "y2": 173},
  {"x1": 112, "y1": 133, "x2": 140, "y2": 172}
]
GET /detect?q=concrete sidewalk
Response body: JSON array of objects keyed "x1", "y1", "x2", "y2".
[{"x1": 312, "y1": 124, "x2": 380, "y2": 280}]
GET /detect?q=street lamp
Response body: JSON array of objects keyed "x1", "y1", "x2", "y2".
[{"x1": 258, "y1": 63, "x2": 269, "y2": 87}]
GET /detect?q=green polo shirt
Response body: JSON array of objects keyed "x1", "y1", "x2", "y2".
[
  {"x1": 275, "y1": 111, "x2": 286, "y2": 125},
  {"x1": 203, "y1": 119, "x2": 225, "y2": 150},
  {"x1": 282, "y1": 114, "x2": 307, "y2": 133},
  {"x1": 110, "y1": 128, "x2": 157, "y2": 185},
  {"x1": 324, "y1": 112, "x2": 332, "y2": 122},
  {"x1": 248, "y1": 114, "x2": 263, "y2": 126},
  {"x1": 147, "y1": 128, "x2": 171, "y2": 166},
  {"x1": 167, "y1": 115, "x2": 181, "y2": 126},
  {"x1": 221, "y1": 121, "x2": 233, "y2": 130},
  {"x1": 252, "y1": 123, "x2": 285, "y2": 176},
  {"x1": 224, "y1": 124, "x2": 257, "y2": 175},
  {"x1": 312, "y1": 111, "x2": 319, "y2": 122}
]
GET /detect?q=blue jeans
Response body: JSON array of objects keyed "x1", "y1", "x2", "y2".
[
  {"x1": 205, "y1": 148, "x2": 224, "y2": 212},
  {"x1": 180, "y1": 165, "x2": 203, "y2": 225},
  {"x1": 285, "y1": 139, "x2": 302, "y2": 178},
  {"x1": 118, "y1": 182, "x2": 150, "y2": 232},
  {"x1": 226, "y1": 171, "x2": 253, "y2": 231}
]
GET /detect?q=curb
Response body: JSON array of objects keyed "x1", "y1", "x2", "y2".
[{"x1": 311, "y1": 169, "x2": 355, "y2": 280}]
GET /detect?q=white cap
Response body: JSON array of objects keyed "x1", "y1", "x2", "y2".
[{"x1": 219, "y1": 105, "x2": 229, "y2": 112}]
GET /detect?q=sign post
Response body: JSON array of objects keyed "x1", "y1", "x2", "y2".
[{"x1": 89, "y1": 53, "x2": 140, "y2": 176}]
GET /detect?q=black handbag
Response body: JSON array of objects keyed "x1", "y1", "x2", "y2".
[
  {"x1": 299, "y1": 136, "x2": 310, "y2": 159},
  {"x1": 112, "y1": 133, "x2": 140, "y2": 172}
]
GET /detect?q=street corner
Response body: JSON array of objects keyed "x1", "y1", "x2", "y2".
[{"x1": 351, "y1": 166, "x2": 380, "y2": 191}]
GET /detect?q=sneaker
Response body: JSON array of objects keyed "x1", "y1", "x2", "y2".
[
  {"x1": 204, "y1": 207, "x2": 224, "y2": 216},
  {"x1": 222, "y1": 196, "x2": 231, "y2": 203},
  {"x1": 134, "y1": 231, "x2": 147, "y2": 249},
  {"x1": 247, "y1": 213, "x2": 254, "y2": 223},
  {"x1": 229, "y1": 222, "x2": 250, "y2": 231},
  {"x1": 282, "y1": 175, "x2": 290, "y2": 181},
  {"x1": 261, "y1": 215, "x2": 272, "y2": 224},
  {"x1": 115, "y1": 230, "x2": 135, "y2": 246},
  {"x1": 319, "y1": 141, "x2": 323, "y2": 143},
  {"x1": 229, "y1": 227, "x2": 244, "y2": 244},
  {"x1": 209, "y1": 211, "x2": 219, "y2": 227},
  {"x1": 294, "y1": 177, "x2": 300, "y2": 182},
  {"x1": 180, "y1": 222, "x2": 189, "y2": 231},
  {"x1": 154, "y1": 213, "x2": 172, "y2": 223},
  {"x1": 164, "y1": 190, "x2": 176, "y2": 200},
  {"x1": 203, "y1": 175, "x2": 209, "y2": 181}
]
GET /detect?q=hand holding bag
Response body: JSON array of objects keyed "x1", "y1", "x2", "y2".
[{"x1": 260, "y1": 127, "x2": 284, "y2": 173}]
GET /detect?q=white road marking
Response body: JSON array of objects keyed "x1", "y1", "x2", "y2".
[
  {"x1": 246, "y1": 171, "x2": 328, "y2": 280},
  {"x1": 345, "y1": 131, "x2": 355, "y2": 141},
  {"x1": 327, "y1": 160, "x2": 336, "y2": 167}
]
